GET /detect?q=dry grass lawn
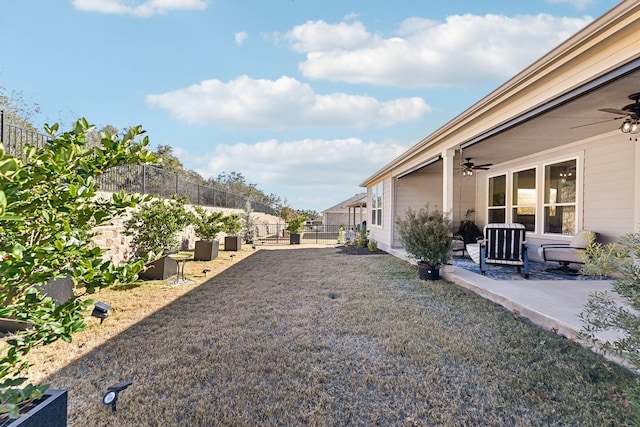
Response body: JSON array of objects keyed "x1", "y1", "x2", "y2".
[{"x1": 25, "y1": 246, "x2": 635, "y2": 426}]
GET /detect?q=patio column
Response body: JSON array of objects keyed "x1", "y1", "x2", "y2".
[{"x1": 442, "y1": 148, "x2": 455, "y2": 217}]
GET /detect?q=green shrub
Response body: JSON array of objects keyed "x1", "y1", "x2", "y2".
[
  {"x1": 395, "y1": 205, "x2": 453, "y2": 268},
  {"x1": 192, "y1": 206, "x2": 225, "y2": 241},
  {"x1": 0, "y1": 119, "x2": 154, "y2": 419},
  {"x1": 124, "y1": 196, "x2": 192, "y2": 257}
]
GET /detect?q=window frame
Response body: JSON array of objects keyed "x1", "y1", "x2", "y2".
[
  {"x1": 485, "y1": 154, "x2": 581, "y2": 237},
  {"x1": 541, "y1": 156, "x2": 579, "y2": 236},
  {"x1": 371, "y1": 182, "x2": 383, "y2": 227}
]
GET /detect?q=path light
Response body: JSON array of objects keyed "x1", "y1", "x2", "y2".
[
  {"x1": 202, "y1": 268, "x2": 211, "y2": 277},
  {"x1": 92, "y1": 302, "x2": 111, "y2": 324},
  {"x1": 102, "y1": 380, "x2": 132, "y2": 412}
]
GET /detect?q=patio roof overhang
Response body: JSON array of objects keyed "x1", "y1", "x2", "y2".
[{"x1": 360, "y1": 1, "x2": 640, "y2": 187}]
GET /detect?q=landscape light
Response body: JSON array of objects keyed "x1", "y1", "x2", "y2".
[
  {"x1": 92, "y1": 302, "x2": 111, "y2": 324},
  {"x1": 102, "y1": 380, "x2": 132, "y2": 412}
]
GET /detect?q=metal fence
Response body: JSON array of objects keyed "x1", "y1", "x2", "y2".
[
  {"x1": 255, "y1": 224, "x2": 343, "y2": 245},
  {"x1": 0, "y1": 111, "x2": 279, "y2": 216}
]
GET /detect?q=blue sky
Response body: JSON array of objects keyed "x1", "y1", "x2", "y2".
[{"x1": 0, "y1": 0, "x2": 620, "y2": 212}]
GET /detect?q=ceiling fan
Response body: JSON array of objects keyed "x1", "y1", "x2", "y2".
[
  {"x1": 461, "y1": 158, "x2": 492, "y2": 176},
  {"x1": 593, "y1": 92, "x2": 640, "y2": 134},
  {"x1": 599, "y1": 92, "x2": 640, "y2": 118}
]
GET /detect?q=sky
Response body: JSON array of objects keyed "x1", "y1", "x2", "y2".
[{"x1": 0, "y1": 0, "x2": 621, "y2": 213}]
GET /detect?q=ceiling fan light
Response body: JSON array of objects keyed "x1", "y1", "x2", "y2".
[
  {"x1": 621, "y1": 120, "x2": 633, "y2": 133},
  {"x1": 631, "y1": 121, "x2": 640, "y2": 134}
]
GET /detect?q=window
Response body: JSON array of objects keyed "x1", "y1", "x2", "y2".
[
  {"x1": 543, "y1": 159, "x2": 576, "y2": 235},
  {"x1": 486, "y1": 157, "x2": 578, "y2": 235},
  {"x1": 512, "y1": 168, "x2": 536, "y2": 232},
  {"x1": 371, "y1": 183, "x2": 383, "y2": 226},
  {"x1": 488, "y1": 175, "x2": 506, "y2": 223}
]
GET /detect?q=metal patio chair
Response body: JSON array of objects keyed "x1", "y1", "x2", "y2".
[{"x1": 479, "y1": 223, "x2": 529, "y2": 279}]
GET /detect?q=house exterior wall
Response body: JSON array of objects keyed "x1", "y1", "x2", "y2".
[
  {"x1": 472, "y1": 133, "x2": 637, "y2": 260},
  {"x1": 367, "y1": 176, "x2": 394, "y2": 252},
  {"x1": 393, "y1": 165, "x2": 444, "y2": 247},
  {"x1": 323, "y1": 211, "x2": 367, "y2": 228}
]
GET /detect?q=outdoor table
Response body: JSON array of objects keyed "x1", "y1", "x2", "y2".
[{"x1": 167, "y1": 252, "x2": 193, "y2": 284}]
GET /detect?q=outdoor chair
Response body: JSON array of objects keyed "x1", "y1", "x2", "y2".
[
  {"x1": 479, "y1": 223, "x2": 529, "y2": 279},
  {"x1": 537, "y1": 230, "x2": 596, "y2": 275}
]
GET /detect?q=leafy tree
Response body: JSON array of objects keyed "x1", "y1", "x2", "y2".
[
  {"x1": 123, "y1": 196, "x2": 192, "y2": 257},
  {"x1": 192, "y1": 206, "x2": 226, "y2": 241},
  {"x1": 0, "y1": 85, "x2": 40, "y2": 130},
  {"x1": 297, "y1": 209, "x2": 319, "y2": 220},
  {"x1": 0, "y1": 119, "x2": 155, "y2": 419},
  {"x1": 154, "y1": 144, "x2": 185, "y2": 174},
  {"x1": 222, "y1": 213, "x2": 242, "y2": 235},
  {"x1": 280, "y1": 206, "x2": 296, "y2": 223}
]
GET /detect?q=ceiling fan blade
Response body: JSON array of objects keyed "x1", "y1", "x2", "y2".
[
  {"x1": 570, "y1": 117, "x2": 624, "y2": 129},
  {"x1": 474, "y1": 167, "x2": 491, "y2": 170},
  {"x1": 473, "y1": 163, "x2": 493, "y2": 169},
  {"x1": 599, "y1": 108, "x2": 630, "y2": 115}
]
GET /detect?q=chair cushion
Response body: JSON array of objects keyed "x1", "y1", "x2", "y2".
[
  {"x1": 541, "y1": 246, "x2": 584, "y2": 264},
  {"x1": 570, "y1": 230, "x2": 595, "y2": 248}
]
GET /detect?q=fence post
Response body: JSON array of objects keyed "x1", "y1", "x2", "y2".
[
  {"x1": 0, "y1": 110, "x2": 5, "y2": 145},
  {"x1": 142, "y1": 165, "x2": 147, "y2": 195},
  {"x1": 175, "y1": 173, "x2": 179, "y2": 196}
]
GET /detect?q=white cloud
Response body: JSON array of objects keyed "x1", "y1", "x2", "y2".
[
  {"x1": 287, "y1": 14, "x2": 593, "y2": 88},
  {"x1": 146, "y1": 75, "x2": 431, "y2": 129},
  {"x1": 72, "y1": 0, "x2": 207, "y2": 17},
  {"x1": 286, "y1": 20, "x2": 375, "y2": 52},
  {"x1": 187, "y1": 137, "x2": 410, "y2": 209},
  {"x1": 546, "y1": 0, "x2": 593, "y2": 10},
  {"x1": 235, "y1": 31, "x2": 249, "y2": 46}
]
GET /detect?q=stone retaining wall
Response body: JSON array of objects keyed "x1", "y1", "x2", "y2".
[{"x1": 91, "y1": 192, "x2": 282, "y2": 264}]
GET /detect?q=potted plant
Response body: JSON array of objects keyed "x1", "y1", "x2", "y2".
[
  {"x1": 124, "y1": 196, "x2": 193, "y2": 280},
  {"x1": 395, "y1": 205, "x2": 454, "y2": 280},
  {"x1": 192, "y1": 206, "x2": 225, "y2": 261},
  {"x1": 287, "y1": 215, "x2": 308, "y2": 245},
  {"x1": 222, "y1": 213, "x2": 242, "y2": 251}
]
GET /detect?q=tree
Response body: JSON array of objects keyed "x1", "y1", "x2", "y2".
[
  {"x1": 242, "y1": 201, "x2": 256, "y2": 243},
  {"x1": 0, "y1": 119, "x2": 156, "y2": 419},
  {"x1": 0, "y1": 85, "x2": 40, "y2": 130},
  {"x1": 154, "y1": 144, "x2": 185, "y2": 174}
]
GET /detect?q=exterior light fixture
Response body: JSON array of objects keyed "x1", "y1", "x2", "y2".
[
  {"x1": 202, "y1": 268, "x2": 211, "y2": 277},
  {"x1": 92, "y1": 302, "x2": 111, "y2": 324},
  {"x1": 102, "y1": 381, "x2": 132, "y2": 412},
  {"x1": 620, "y1": 119, "x2": 640, "y2": 134},
  {"x1": 462, "y1": 169, "x2": 473, "y2": 177}
]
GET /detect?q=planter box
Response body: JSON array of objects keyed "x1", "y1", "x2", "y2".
[
  {"x1": 194, "y1": 240, "x2": 219, "y2": 261},
  {"x1": 7, "y1": 389, "x2": 67, "y2": 427},
  {"x1": 289, "y1": 233, "x2": 301, "y2": 245},
  {"x1": 140, "y1": 256, "x2": 177, "y2": 280},
  {"x1": 224, "y1": 236, "x2": 242, "y2": 251}
]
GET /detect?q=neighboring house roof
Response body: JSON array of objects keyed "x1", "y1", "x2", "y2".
[
  {"x1": 322, "y1": 193, "x2": 367, "y2": 214},
  {"x1": 360, "y1": 1, "x2": 640, "y2": 187}
]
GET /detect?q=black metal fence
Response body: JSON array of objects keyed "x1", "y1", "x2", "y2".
[
  {"x1": 255, "y1": 224, "x2": 343, "y2": 245},
  {"x1": 0, "y1": 111, "x2": 278, "y2": 216}
]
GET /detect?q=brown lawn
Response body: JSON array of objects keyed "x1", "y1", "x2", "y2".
[{"x1": 25, "y1": 246, "x2": 635, "y2": 426}]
